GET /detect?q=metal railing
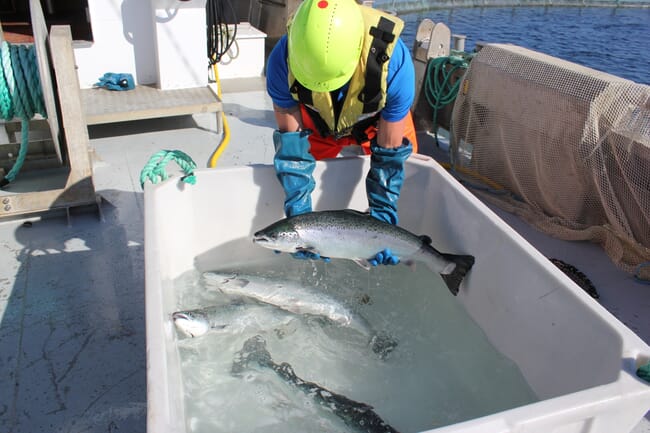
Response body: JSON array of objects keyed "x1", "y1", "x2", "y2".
[{"x1": 373, "y1": 0, "x2": 650, "y2": 14}]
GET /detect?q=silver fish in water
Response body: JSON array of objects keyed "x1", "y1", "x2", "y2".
[
  {"x1": 252, "y1": 209, "x2": 475, "y2": 296},
  {"x1": 202, "y1": 272, "x2": 398, "y2": 357},
  {"x1": 203, "y1": 272, "x2": 370, "y2": 331},
  {"x1": 172, "y1": 300, "x2": 296, "y2": 338}
]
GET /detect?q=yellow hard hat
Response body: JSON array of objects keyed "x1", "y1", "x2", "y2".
[{"x1": 288, "y1": 0, "x2": 364, "y2": 92}]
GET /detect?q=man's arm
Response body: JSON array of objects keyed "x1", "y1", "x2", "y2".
[
  {"x1": 376, "y1": 37, "x2": 414, "y2": 150},
  {"x1": 376, "y1": 115, "x2": 408, "y2": 149},
  {"x1": 273, "y1": 104, "x2": 303, "y2": 133}
]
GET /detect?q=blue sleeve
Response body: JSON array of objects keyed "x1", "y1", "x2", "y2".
[
  {"x1": 266, "y1": 35, "x2": 298, "y2": 109},
  {"x1": 267, "y1": 35, "x2": 414, "y2": 119},
  {"x1": 382, "y1": 37, "x2": 415, "y2": 122}
]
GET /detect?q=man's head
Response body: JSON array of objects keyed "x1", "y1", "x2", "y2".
[{"x1": 288, "y1": 0, "x2": 364, "y2": 92}]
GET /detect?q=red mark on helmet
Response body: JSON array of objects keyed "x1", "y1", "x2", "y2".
[{"x1": 317, "y1": 0, "x2": 328, "y2": 8}]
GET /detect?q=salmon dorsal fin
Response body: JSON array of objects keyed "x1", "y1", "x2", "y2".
[{"x1": 419, "y1": 235, "x2": 432, "y2": 245}]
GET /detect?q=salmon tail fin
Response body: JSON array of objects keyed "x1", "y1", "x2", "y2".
[{"x1": 440, "y1": 254, "x2": 475, "y2": 296}]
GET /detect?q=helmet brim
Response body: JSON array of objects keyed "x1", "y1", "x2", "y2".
[{"x1": 290, "y1": 56, "x2": 356, "y2": 92}]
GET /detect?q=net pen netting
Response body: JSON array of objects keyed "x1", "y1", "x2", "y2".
[{"x1": 449, "y1": 43, "x2": 650, "y2": 280}]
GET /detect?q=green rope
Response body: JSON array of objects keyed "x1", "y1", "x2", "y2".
[
  {"x1": 140, "y1": 150, "x2": 197, "y2": 189},
  {"x1": 638, "y1": 362, "x2": 650, "y2": 383},
  {"x1": 423, "y1": 50, "x2": 473, "y2": 146},
  {"x1": 0, "y1": 41, "x2": 47, "y2": 188},
  {"x1": 634, "y1": 262, "x2": 650, "y2": 285}
]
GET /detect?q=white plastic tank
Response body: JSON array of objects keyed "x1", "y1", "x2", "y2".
[{"x1": 144, "y1": 155, "x2": 650, "y2": 433}]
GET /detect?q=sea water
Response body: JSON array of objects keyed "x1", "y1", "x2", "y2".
[
  {"x1": 173, "y1": 255, "x2": 538, "y2": 433},
  {"x1": 399, "y1": 6, "x2": 650, "y2": 85}
]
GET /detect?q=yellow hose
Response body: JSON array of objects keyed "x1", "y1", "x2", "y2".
[{"x1": 208, "y1": 62, "x2": 230, "y2": 168}]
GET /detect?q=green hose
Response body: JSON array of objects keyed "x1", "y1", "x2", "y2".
[{"x1": 423, "y1": 51, "x2": 472, "y2": 146}]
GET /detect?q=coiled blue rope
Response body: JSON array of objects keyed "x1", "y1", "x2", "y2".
[
  {"x1": 139, "y1": 150, "x2": 197, "y2": 189},
  {"x1": 0, "y1": 41, "x2": 47, "y2": 188}
]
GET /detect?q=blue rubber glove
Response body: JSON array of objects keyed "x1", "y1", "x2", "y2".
[
  {"x1": 274, "y1": 249, "x2": 331, "y2": 262},
  {"x1": 273, "y1": 130, "x2": 315, "y2": 218},
  {"x1": 369, "y1": 248, "x2": 399, "y2": 266},
  {"x1": 95, "y1": 73, "x2": 135, "y2": 91},
  {"x1": 292, "y1": 250, "x2": 331, "y2": 262},
  {"x1": 366, "y1": 139, "x2": 413, "y2": 226}
]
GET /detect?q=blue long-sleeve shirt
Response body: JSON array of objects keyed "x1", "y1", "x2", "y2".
[{"x1": 266, "y1": 35, "x2": 415, "y2": 123}]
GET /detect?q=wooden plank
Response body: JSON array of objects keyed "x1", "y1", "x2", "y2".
[
  {"x1": 0, "y1": 187, "x2": 99, "y2": 218},
  {"x1": 29, "y1": 0, "x2": 63, "y2": 165},
  {"x1": 48, "y1": 25, "x2": 94, "y2": 186},
  {"x1": 81, "y1": 85, "x2": 223, "y2": 126}
]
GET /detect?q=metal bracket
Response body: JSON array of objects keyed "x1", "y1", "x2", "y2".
[{"x1": 411, "y1": 19, "x2": 453, "y2": 134}]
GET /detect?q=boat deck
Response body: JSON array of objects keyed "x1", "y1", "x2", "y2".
[
  {"x1": 81, "y1": 85, "x2": 223, "y2": 127},
  {"x1": 0, "y1": 79, "x2": 648, "y2": 432}
]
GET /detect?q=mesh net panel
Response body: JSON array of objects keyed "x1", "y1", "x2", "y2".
[{"x1": 450, "y1": 43, "x2": 650, "y2": 279}]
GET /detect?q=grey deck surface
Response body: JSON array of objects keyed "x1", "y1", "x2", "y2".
[{"x1": 81, "y1": 85, "x2": 223, "y2": 125}]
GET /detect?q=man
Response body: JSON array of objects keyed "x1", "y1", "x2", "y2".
[{"x1": 266, "y1": 0, "x2": 418, "y2": 264}]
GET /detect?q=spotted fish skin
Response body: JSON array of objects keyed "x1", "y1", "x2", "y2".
[
  {"x1": 232, "y1": 335, "x2": 400, "y2": 433},
  {"x1": 202, "y1": 272, "x2": 398, "y2": 357},
  {"x1": 253, "y1": 209, "x2": 475, "y2": 295},
  {"x1": 172, "y1": 301, "x2": 295, "y2": 338}
]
